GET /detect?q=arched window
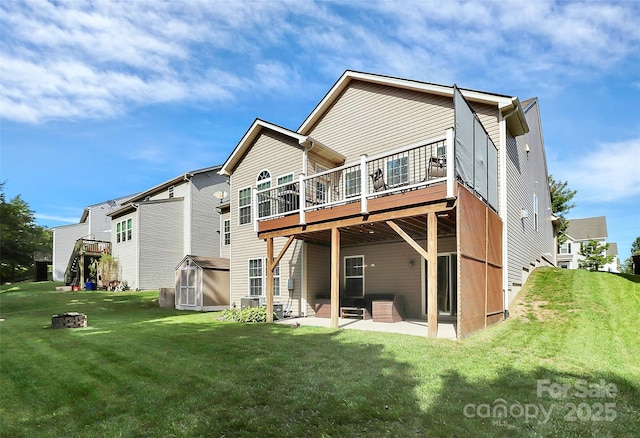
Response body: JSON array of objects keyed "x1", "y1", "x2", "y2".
[
  {"x1": 257, "y1": 170, "x2": 271, "y2": 190},
  {"x1": 256, "y1": 170, "x2": 272, "y2": 218}
]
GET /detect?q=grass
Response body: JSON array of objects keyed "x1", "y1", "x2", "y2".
[{"x1": 1, "y1": 269, "x2": 639, "y2": 437}]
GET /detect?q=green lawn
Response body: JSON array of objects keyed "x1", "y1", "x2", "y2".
[{"x1": 1, "y1": 268, "x2": 639, "y2": 437}]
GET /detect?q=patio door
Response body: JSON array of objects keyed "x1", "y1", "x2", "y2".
[
  {"x1": 179, "y1": 267, "x2": 197, "y2": 307},
  {"x1": 424, "y1": 254, "x2": 457, "y2": 318}
]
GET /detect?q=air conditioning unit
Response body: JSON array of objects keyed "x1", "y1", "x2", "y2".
[{"x1": 240, "y1": 296, "x2": 266, "y2": 308}]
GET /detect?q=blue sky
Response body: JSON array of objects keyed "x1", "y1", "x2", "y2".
[{"x1": 1, "y1": 0, "x2": 639, "y2": 261}]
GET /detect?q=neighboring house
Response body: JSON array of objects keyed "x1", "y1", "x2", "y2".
[
  {"x1": 557, "y1": 216, "x2": 619, "y2": 272},
  {"x1": 219, "y1": 70, "x2": 555, "y2": 339},
  {"x1": 51, "y1": 196, "x2": 131, "y2": 282},
  {"x1": 108, "y1": 165, "x2": 229, "y2": 290}
]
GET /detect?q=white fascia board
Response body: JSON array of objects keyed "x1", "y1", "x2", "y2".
[
  {"x1": 220, "y1": 119, "x2": 307, "y2": 176},
  {"x1": 298, "y1": 70, "x2": 524, "y2": 135}
]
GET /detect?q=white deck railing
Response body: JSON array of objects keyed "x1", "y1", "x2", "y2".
[{"x1": 255, "y1": 128, "x2": 455, "y2": 225}]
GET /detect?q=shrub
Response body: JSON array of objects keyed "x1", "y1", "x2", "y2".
[{"x1": 220, "y1": 306, "x2": 277, "y2": 323}]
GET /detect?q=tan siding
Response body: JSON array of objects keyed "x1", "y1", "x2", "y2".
[
  {"x1": 229, "y1": 131, "x2": 305, "y2": 311},
  {"x1": 220, "y1": 211, "x2": 231, "y2": 259},
  {"x1": 307, "y1": 81, "x2": 455, "y2": 162},
  {"x1": 305, "y1": 243, "x2": 331, "y2": 315}
]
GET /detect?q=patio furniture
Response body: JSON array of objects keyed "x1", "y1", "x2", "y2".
[
  {"x1": 370, "y1": 295, "x2": 403, "y2": 323},
  {"x1": 340, "y1": 306, "x2": 369, "y2": 319},
  {"x1": 428, "y1": 156, "x2": 446, "y2": 179},
  {"x1": 370, "y1": 168, "x2": 388, "y2": 191}
]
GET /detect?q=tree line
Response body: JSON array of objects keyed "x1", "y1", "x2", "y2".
[{"x1": 0, "y1": 183, "x2": 52, "y2": 283}]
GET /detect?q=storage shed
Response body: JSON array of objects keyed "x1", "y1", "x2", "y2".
[{"x1": 175, "y1": 256, "x2": 230, "y2": 311}]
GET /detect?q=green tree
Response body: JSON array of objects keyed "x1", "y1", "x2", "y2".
[
  {"x1": 578, "y1": 239, "x2": 614, "y2": 272},
  {"x1": 621, "y1": 236, "x2": 640, "y2": 274},
  {"x1": 0, "y1": 183, "x2": 52, "y2": 282},
  {"x1": 548, "y1": 175, "x2": 577, "y2": 245}
]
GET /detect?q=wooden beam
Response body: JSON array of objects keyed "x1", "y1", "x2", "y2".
[
  {"x1": 266, "y1": 237, "x2": 274, "y2": 323},
  {"x1": 259, "y1": 200, "x2": 455, "y2": 240},
  {"x1": 386, "y1": 220, "x2": 429, "y2": 260},
  {"x1": 330, "y1": 227, "x2": 340, "y2": 329},
  {"x1": 270, "y1": 235, "x2": 295, "y2": 271},
  {"x1": 427, "y1": 212, "x2": 438, "y2": 338}
]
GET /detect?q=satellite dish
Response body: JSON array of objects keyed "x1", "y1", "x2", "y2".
[{"x1": 214, "y1": 191, "x2": 228, "y2": 202}]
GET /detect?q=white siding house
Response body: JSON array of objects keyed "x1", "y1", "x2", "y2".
[
  {"x1": 557, "y1": 216, "x2": 619, "y2": 272},
  {"x1": 109, "y1": 165, "x2": 229, "y2": 290},
  {"x1": 51, "y1": 196, "x2": 131, "y2": 282}
]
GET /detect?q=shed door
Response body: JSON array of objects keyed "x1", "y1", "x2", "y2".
[{"x1": 179, "y1": 267, "x2": 197, "y2": 307}]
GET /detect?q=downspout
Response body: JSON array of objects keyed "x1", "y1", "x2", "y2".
[
  {"x1": 498, "y1": 112, "x2": 509, "y2": 317},
  {"x1": 133, "y1": 203, "x2": 140, "y2": 290},
  {"x1": 184, "y1": 173, "x2": 193, "y2": 255}
]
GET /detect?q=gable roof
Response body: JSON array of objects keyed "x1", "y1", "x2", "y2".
[
  {"x1": 125, "y1": 165, "x2": 223, "y2": 204},
  {"x1": 176, "y1": 255, "x2": 230, "y2": 270},
  {"x1": 566, "y1": 216, "x2": 608, "y2": 240},
  {"x1": 607, "y1": 242, "x2": 618, "y2": 257},
  {"x1": 219, "y1": 119, "x2": 344, "y2": 176},
  {"x1": 298, "y1": 70, "x2": 529, "y2": 136}
]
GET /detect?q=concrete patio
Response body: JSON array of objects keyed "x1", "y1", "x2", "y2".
[{"x1": 275, "y1": 316, "x2": 457, "y2": 340}]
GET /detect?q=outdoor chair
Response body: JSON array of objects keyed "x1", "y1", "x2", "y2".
[
  {"x1": 428, "y1": 156, "x2": 446, "y2": 179},
  {"x1": 370, "y1": 168, "x2": 388, "y2": 192}
]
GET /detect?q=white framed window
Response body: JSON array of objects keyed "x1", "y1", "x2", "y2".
[
  {"x1": 533, "y1": 194, "x2": 539, "y2": 231},
  {"x1": 559, "y1": 242, "x2": 572, "y2": 254},
  {"x1": 168, "y1": 185, "x2": 174, "y2": 198},
  {"x1": 344, "y1": 255, "x2": 364, "y2": 298},
  {"x1": 248, "y1": 258, "x2": 280, "y2": 297},
  {"x1": 273, "y1": 263, "x2": 280, "y2": 297},
  {"x1": 238, "y1": 187, "x2": 252, "y2": 225},
  {"x1": 223, "y1": 219, "x2": 230, "y2": 245},
  {"x1": 344, "y1": 169, "x2": 361, "y2": 198},
  {"x1": 257, "y1": 170, "x2": 272, "y2": 218},
  {"x1": 277, "y1": 173, "x2": 294, "y2": 187},
  {"x1": 386, "y1": 156, "x2": 409, "y2": 186},
  {"x1": 248, "y1": 258, "x2": 263, "y2": 296},
  {"x1": 116, "y1": 219, "x2": 132, "y2": 243}
]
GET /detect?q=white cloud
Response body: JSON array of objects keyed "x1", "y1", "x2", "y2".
[
  {"x1": 558, "y1": 138, "x2": 640, "y2": 203},
  {"x1": 1, "y1": 1, "x2": 638, "y2": 123},
  {"x1": 35, "y1": 213, "x2": 80, "y2": 224}
]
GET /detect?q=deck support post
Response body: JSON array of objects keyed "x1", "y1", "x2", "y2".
[
  {"x1": 427, "y1": 212, "x2": 438, "y2": 338},
  {"x1": 330, "y1": 227, "x2": 340, "y2": 329},
  {"x1": 266, "y1": 237, "x2": 274, "y2": 323}
]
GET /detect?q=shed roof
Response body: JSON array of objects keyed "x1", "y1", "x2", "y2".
[
  {"x1": 566, "y1": 216, "x2": 608, "y2": 240},
  {"x1": 177, "y1": 255, "x2": 230, "y2": 270}
]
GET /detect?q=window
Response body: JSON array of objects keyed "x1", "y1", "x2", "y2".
[
  {"x1": 345, "y1": 169, "x2": 361, "y2": 198},
  {"x1": 277, "y1": 173, "x2": 293, "y2": 187},
  {"x1": 273, "y1": 263, "x2": 280, "y2": 297},
  {"x1": 257, "y1": 170, "x2": 272, "y2": 218},
  {"x1": 559, "y1": 242, "x2": 572, "y2": 254},
  {"x1": 248, "y1": 258, "x2": 280, "y2": 297},
  {"x1": 344, "y1": 255, "x2": 364, "y2": 298},
  {"x1": 248, "y1": 258, "x2": 263, "y2": 296},
  {"x1": 223, "y1": 219, "x2": 230, "y2": 245},
  {"x1": 533, "y1": 194, "x2": 539, "y2": 231},
  {"x1": 386, "y1": 156, "x2": 409, "y2": 186},
  {"x1": 315, "y1": 164, "x2": 328, "y2": 203},
  {"x1": 168, "y1": 185, "x2": 174, "y2": 198},
  {"x1": 116, "y1": 219, "x2": 132, "y2": 243},
  {"x1": 238, "y1": 187, "x2": 252, "y2": 225}
]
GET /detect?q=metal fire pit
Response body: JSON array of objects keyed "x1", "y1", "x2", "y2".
[{"x1": 52, "y1": 312, "x2": 87, "y2": 329}]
